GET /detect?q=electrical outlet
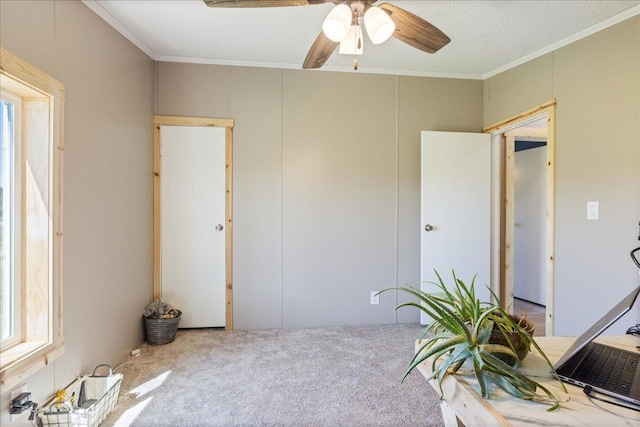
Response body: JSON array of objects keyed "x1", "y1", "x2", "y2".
[
  {"x1": 370, "y1": 291, "x2": 379, "y2": 305},
  {"x1": 10, "y1": 384, "x2": 28, "y2": 422},
  {"x1": 587, "y1": 201, "x2": 599, "y2": 220}
]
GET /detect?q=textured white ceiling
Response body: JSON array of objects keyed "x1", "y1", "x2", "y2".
[{"x1": 85, "y1": 0, "x2": 640, "y2": 78}]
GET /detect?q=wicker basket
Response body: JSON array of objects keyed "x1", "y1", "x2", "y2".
[
  {"x1": 38, "y1": 365, "x2": 122, "y2": 427},
  {"x1": 144, "y1": 314, "x2": 181, "y2": 345}
]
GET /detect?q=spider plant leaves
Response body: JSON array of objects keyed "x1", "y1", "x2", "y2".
[
  {"x1": 479, "y1": 344, "x2": 519, "y2": 362},
  {"x1": 427, "y1": 343, "x2": 472, "y2": 397},
  {"x1": 437, "y1": 345, "x2": 471, "y2": 396},
  {"x1": 532, "y1": 382, "x2": 563, "y2": 412},
  {"x1": 411, "y1": 333, "x2": 455, "y2": 369},
  {"x1": 394, "y1": 300, "x2": 469, "y2": 340},
  {"x1": 480, "y1": 348, "x2": 537, "y2": 392},
  {"x1": 473, "y1": 359, "x2": 489, "y2": 398},
  {"x1": 474, "y1": 309, "x2": 499, "y2": 342},
  {"x1": 469, "y1": 346, "x2": 485, "y2": 370},
  {"x1": 384, "y1": 287, "x2": 471, "y2": 340},
  {"x1": 480, "y1": 351, "x2": 563, "y2": 412},
  {"x1": 384, "y1": 270, "x2": 565, "y2": 410},
  {"x1": 449, "y1": 358, "x2": 465, "y2": 374},
  {"x1": 403, "y1": 334, "x2": 467, "y2": 382},
  {"x1": 494, "y1": 374, "x2": 529, "y2": 400},
  {"x1": 488, "y1": 357, "x2": 561, "y2": 411},
  {"x1": 429, "y1": 269, "x2": 481, "y2": 321}
]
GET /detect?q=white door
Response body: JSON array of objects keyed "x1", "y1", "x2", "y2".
[
  {"x1": 421, "y1": 131, "x2": 492, "y2": 324},
  {"x1": 160, "y1": 126, "x2": 226, "y2": 328}
]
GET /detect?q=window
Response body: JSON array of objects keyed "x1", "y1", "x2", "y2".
[
  {"x1": 0, "y1": 48, "x2": 64, "y2": 390},
  {"x1": 1, "y1": 91, "x2": 22, "y2": 350}
]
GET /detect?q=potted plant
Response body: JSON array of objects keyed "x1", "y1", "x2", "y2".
[{"x1": 380, "y1": 270, "x2": 567, "y2": 411}]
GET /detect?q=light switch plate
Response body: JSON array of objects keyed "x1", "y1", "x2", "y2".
[{"x1": 587, "y1": 201, "x2": 599, "y2": 220}]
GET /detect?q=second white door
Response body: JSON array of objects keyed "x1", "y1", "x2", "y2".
[
  {"x1": 160, "y1": 125, "x2": 226, "y2": 328},
  {"x1": 421, "y1": 131, "x2": 492, "y2": 324}
]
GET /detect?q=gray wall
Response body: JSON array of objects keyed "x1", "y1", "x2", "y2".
[
  {"x1": 0, "y1": 0, "x2": 154, "y2": 424},
  {"x1": 157, "y1": 63, "x2": 484, "y2": 329},
  {"x1": 484, "y1": 16, "x2": 640, "y2": 335}
]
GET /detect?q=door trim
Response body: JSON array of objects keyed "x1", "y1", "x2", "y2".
[
  {"x1": 153, "y1": 115, "x2": 235, "y2": 330},
  {"x1": 484, "y1": 100, "x2": 556, "y2": 336}
]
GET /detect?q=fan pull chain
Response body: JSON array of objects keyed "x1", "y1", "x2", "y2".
[{"x1": 353, "y1": 11, "x2": 361, "y2": 71}]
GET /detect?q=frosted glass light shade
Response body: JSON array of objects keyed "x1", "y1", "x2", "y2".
[
  {"x1": 322, "y1": 4, "x2": 352, "y2": 42},
  {"x1": 339, "y1": 25, "x2": 364, "y2": 55},
  {"x1": 364, "y1": 6, "x2": 395, "y2": 44}
]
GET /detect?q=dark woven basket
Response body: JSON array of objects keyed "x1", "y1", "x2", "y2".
[{"x1": 144, "y1": 315, "x2": 181, "y2": 345}]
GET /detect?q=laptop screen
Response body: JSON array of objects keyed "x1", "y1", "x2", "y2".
[{"x1": 554, "y1": 286, "x2": 640, "y2": 369}]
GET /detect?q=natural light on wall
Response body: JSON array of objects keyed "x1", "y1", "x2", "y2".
[{"x1": 0, "y1": 48, "x2": 64, "y2": 391}]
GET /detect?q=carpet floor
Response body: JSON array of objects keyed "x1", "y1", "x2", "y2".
[{"x1": 102, "y1": 323, "x2": 444, "y2": 427}]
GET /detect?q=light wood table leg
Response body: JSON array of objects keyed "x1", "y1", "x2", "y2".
[{"x1": 440, "y1": 401, "x2": 465, "y2": 427}]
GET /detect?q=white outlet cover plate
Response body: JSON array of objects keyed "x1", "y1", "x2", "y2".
[
  {"x1": 587, "y1": 201, "x2": 599, "y2": 220},
  {"x1": 370, "y1": 291, "x2": 379, "y2": 305}
]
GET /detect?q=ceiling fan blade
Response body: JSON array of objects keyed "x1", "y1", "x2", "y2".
[
  {"x1": 204, "y1": 0, "x2": 332, "y2": 7},
  {"x1": 378, "y1": 3, "x2": 450, "y2": 54},
  {"x1": 302, "y1": 31, "x2": 338, "y2": 69}
]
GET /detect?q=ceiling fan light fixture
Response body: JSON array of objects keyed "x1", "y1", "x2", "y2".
[
  {"x1": 339, "y1": 25, "x2": 364, "y2": 55},
  {"x1": 322, "y1": 4, "x2": 352, "y2": 42},
  {"x1": 364, "y1": 6, "x2": 395, "y2": 45}
]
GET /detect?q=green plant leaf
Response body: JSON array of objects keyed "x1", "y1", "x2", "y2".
[
  {"x1": 449, "y1": 358, "x2": 465, "y2": 374},
  {"x1": 473, "y1": 359, "x2": 489, "y2": 398},
  {"x1": 475, "y1": 309, "x2": 500, "y2": 343},
  {"x1": 388, "y1": 269, "x2": 564, "y2": 410},
  {"x1": 385, "y1": 286, "x2": 471, "y2": 340},
  {"x1": 479, "y1": 348, "x2": 538, "y2": 392},
  {"x1": 494, "y1": 374, "x2": 529, "y2": 399},
  {"x1": 469, "y1": 347, "x2": 485, "y2": 370},
  {"x1": 535, "y1": 382, "x2": 562, "y2": 412},
  {"x1": 427, "y1": 343, "x2": 471, "y2": 380},
  {"x1": 478, "y1": 343, "x2": 518, "y2": 359},
  {"x1": 429, "y1": 344, "x2": 472, "y2": 397},
  {"x1": 526, "y1": 337, "x2": 569, "y2": 394},
  {"x1": 403, "y1": 334, "x2": 467, "y2": 382},
  {"x1": 410, "y1": 334, "x2": 456, "y2": 370}
]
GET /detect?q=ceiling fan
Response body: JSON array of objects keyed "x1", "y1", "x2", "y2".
[{"x1": 203, "y1": 0, "x2": 450, "y2": 70}]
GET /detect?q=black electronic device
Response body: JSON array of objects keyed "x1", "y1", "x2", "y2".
[
  {"x1": 631, "y1": 246, "x2": 640, "y2": 269},
  {"x1": 10, "y1": 392, "x2": 33, "y2": 415}
]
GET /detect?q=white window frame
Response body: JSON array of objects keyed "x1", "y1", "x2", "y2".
[
  {"x1": 0, "y1": 89, "x2": 23, "y2": 350},
  {"x1": 0, "y1": 48, "x2": 64, "y2": 391}
]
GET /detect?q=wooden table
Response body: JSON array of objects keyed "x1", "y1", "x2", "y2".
[{"x1": 416, "y1": 335, "x2": 640, "y2": 426}]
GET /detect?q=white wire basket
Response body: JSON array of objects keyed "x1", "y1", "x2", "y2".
[{"x1": 36, "y1": 365, "x2": 122, "y2": 427}]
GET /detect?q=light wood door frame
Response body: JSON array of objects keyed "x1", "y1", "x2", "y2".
[
  {"x1": 484, "y1": 100, "x2": 556, "y2": 336},
  {"x1": 153, "y1": 116, "x2": 235, "y2": 330}
]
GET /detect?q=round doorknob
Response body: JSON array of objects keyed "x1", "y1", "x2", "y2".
[
  {"x1": 424, "y1": 224, "x2": 434, "y2": 232},
  {"x1": 215, "y1": 224, "x2": 224, "y2": 232}
]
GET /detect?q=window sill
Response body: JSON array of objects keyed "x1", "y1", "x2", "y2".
[
  {"x1": 0, "y1": 338, "x2": 65, "y2": 390},
  {"x1": 1, "y1": 341, "x2": 48, "y2": 366}
]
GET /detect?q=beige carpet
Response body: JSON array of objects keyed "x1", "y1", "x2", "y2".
[{"x1": 102, "y1": 324, "x2": 444, "y2": 427}]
